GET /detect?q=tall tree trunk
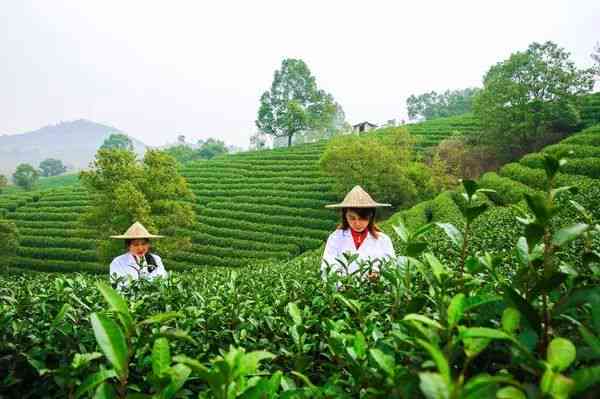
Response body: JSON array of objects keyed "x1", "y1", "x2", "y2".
[{"x1": 288, "y1": 134, "x2": 292, "y2": 147}]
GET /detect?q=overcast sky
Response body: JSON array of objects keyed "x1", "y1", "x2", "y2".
[{"x1": 1, "y1": 1, "x2": 599, "y2": 147}]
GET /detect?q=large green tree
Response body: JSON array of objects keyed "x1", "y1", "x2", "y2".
[
  {"x1": 198, "y1": 138, "x2": 228, "y2": 159},
  {"x1": 80, "y1": 148, "x2": 196, "y2": 262},
  {"x1": 320, "y1": 128, "x2": 437, "y2": 208},
  {"x1": 100, "y1": 133, "x2": 134, "y2": 151},
  {"x1": 407, "y1": 88, "x2": 479, "y2": 120},
  {"x1": 39, "y1": 158, "x2": 67, "y2": 177},
  {"x1": 473, "y1": 41, "x2": 595, "y2": 154},
  {"x1": 256, "y1": 58, "x2": 342, "y2": 147},
  {"x1": 12, "y1": 164, "x2": 39, "y2": 191}
]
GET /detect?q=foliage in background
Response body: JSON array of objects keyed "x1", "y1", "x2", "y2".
[
  {"x1": 320, "y1": 128, "x2": 442, "y2": 208},
  {"x1": 100, "y1": 133, "x2": 134, "y2": 151},
  {"x1": 0, "y1": 175, "x2": 7, "y2": 194},
  {"x1": 197, "y1": 138, "x2": 228, "y2": 160},
  {"x1": 12, "y1": 163, "x2": 39, "y2": 191},
  {"x1": 256, "y1": 58, "x2": 343, "y2": 147},
  {"x1": 163, "y1": 138, "x2": 229, "y2": 165},
  {"x1": 2, "y1": 161, "x2": 599, "y2": 397},
  {"x1": 79, "y1": 148, "x2": 195, "y2": 263},
  {"x1": 473, "y1": 41, "x2": 595, "y2": 157},
  {"x1": 429, "y1": 137, "x2": 503, "y2": 181},
  {"x1": 0, "y1": 219, "x2": 18, "y2": 270},
  {"x1": 407, "y1": 87, "x2": 479, "y2": 121},
  {"x1": 39, "y1": 158, "x2": 67, "y2": 177}
]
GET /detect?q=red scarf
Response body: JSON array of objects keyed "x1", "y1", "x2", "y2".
[{"x1": 351, "y1": 228, "x2": 368, "y2": 249}]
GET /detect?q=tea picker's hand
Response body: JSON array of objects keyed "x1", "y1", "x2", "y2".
[{"x1": 367, "y1": 271, "x2": 380, "y2": 282}]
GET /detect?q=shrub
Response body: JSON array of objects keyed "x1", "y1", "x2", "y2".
[{"x1": 478, "y1": 172, "x2": 538, "y2": 205}]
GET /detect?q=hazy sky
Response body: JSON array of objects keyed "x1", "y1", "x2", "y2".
[{"x1": 1, "y1": 1, "x2": 599, "y2": 147}]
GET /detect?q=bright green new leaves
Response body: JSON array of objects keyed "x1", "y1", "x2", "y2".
[
  {"x1": 96, "y1": 281, "x2": 134, "y2": 336},
  {"x1": 369, "y1": 349, "x2": 395, "y2": 378},
  {"x1": 501, "y1": 308, "x2": 521, "y2": 334},
  {"x1": 90, "y1": 313, "x2": 128, "y2": 380},
  {"x1": 152, "y1": 338, "x2": 171, "y2": 378},
  {"x1": 547, "y1": 338, "x2": 576, "y2": 372}
]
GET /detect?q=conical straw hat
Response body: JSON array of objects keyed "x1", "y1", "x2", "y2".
[
  {"x1": 110, "y1": 222, "x2": 164, "y2": 239},
  {"x1": 325, "y1": 185, "x2": 391, "y2": 208}
]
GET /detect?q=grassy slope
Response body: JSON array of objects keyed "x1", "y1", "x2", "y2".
[
  {"x1": 381, "y1": 123, "x2": 600, "y2": 268},
  {"x1": 1, "y1": 115, "x2": 481, "y2": 273}
]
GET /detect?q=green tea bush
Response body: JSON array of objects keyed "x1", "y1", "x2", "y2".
[
  {"x1": 542, "y1": 143, "x2": 600, "y2": 159},
  {"x1": 2, "y1": 168, "x2": 598, "y2": 398},
  {"x1": 478, "y1": 172, "x2": 538, "y2": 205}
]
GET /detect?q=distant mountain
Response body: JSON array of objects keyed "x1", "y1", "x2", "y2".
[{"x1": 0, "y1": 119, "x2": 147, "y2": 178}]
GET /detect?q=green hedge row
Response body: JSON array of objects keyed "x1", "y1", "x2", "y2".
[
  {"x1": 17, "y1": 227, "x2": 97, "y2": 239},
  {"x1": 182, "y1": 170, "x2": 327, "y2": 180},
  {"x1": 192, "y1": 222, "x2": 322, "y2": 252},
  {"x1": 542, "y1": 143, "x2": 600, "y2": 159},
  {"x1": 204, "y1": 195, "x2": 332, "y2": 209},
  {"x1": 7, "y1": 211, "x2": 80, "y2": 222},
  {"x1": 177, "y1": 243, "x2": 289, "y2": 261},
  {"x1": 178, "y1": 228, "x2": 299, "y2": 254},
  {"x1": 204, "y1": 201, "x2": 336, "y2": 220},
  {"x1": 11, "y1": 256, "x2": 103, "y2": 273},
  {"x1": 520, "y1": 154, "x2": 600, "y2": 179},
  {"x1": 188, "y1": 182, "x2": 333, "y2": 193},
  {"x1": 200, "y1": 208, "x2": 336, "y2": 231},
  {"x1": 561, "y1": 133, "x2": 600, "y2": 147},
  {"x1": 478, "y1": 172, "x2": 539, "y2": 205},
  {"x1": 15, "y1": 220, "x2": 83, "y2": 229},
  {"x1": 17, "y1": 246, "x2": 98, "y2": 262},
  {"x1": 191, "y1": 188, "x2": 338, "y2": 201},
  {"x1": 198, "y1": 215, "x2": 329, "y2": 241},
  {"x1": 185, "y1": 175, "x2": 333, "y2": 185},
  {"x1": 28, "y1": 200, "x2": 90, "y2": 208},
  {"x1": 18, "y1": 235, "x2": 97, "y2": 250},
  {"x1": 171, "y1": 251, "x2": 255, "y2": 268},
  {"x1": 16, "y1": 206, "x2": 90, "y2": 214}
]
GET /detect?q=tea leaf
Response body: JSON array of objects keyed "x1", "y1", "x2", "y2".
[
  {"x1": 547, "y1": 338, "x2": 576, "y2": 372},
  {"x1": 90, "y1": 313, "x2": 128, "y2": 380},
  {"x1": 75, "y1": 369, "x2": 117, "y2": 399},
  {"x1": 152, "y1": 338, "x2": 171, "y2": 378}
]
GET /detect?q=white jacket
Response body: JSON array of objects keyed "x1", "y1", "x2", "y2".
[
  {"x1": 109, "y1": 253, "x2": 168, "y2": 287},
  {"x1": 321, "y1": 229, "x2": 396, "y2": 277}
]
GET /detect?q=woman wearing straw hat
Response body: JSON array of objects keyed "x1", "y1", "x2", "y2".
[
  {"x1": 322, "y1": 186, "x2": 395, "y2": 281},
  {"x1": 109, "y1": 221, "x2": 168, "y2": 286}
]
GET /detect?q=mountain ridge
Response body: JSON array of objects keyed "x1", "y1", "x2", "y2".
[{"x1": 0, "y1": 119, "x2": 147, "y2": 177}]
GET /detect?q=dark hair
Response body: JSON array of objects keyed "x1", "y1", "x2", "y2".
[
  {"x1": 125, "y1": 238, "x2": 157, "y2": 268},
  {"x1": 338, "y1": 207, "x2": 381, "y2": 239}
]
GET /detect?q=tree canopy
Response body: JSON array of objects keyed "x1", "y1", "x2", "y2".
[
  {"x1": 80, "y1": 148, "x2": 196, "y2": 262},
  {"x1": 407, "y1": 88, "x2": 479, "y2": 121},
  {"x1": 100, "y1": 133, "x2": 134, "y2": 151},
  {"x1": 256, "y1": 58, "x2": 343, "y2": 147},
  {"x1": 12, "y1": 164, "x2": 39, "y2": 191},
  {"x1": 320, "y1": 128, "x2": 438, "y2": 208},
  {"x1": 198, "y1": 138, "x2": 228, "y2": 159},
  {"x1": 39, "y1": 158, "x2": 67, "y2": 177},
  {"x1": 473, "y1": 41, "x2": 595, "y2": 155},
  {"x1": 163, "y1": 138, "x2": 229, "y2": 164}
]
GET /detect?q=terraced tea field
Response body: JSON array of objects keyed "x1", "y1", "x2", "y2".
[
  {"x1": 384, "y1": 123, "x2": 600, "y2": 263},
  {"x1": 0, "y1": 113, "x2": 494, "y2": 273}
]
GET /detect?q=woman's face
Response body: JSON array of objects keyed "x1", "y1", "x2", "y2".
[
  {"x1": 346, "y1": 210, "x2": 370, "y2": 233},
  {"x1": 128, "y1": 239, "x2": 150, "y2": 257}
]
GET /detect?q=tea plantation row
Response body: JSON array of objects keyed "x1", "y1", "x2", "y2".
[{"x1": 0, "y1": 114, "x2": 482, "y2": 273}]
